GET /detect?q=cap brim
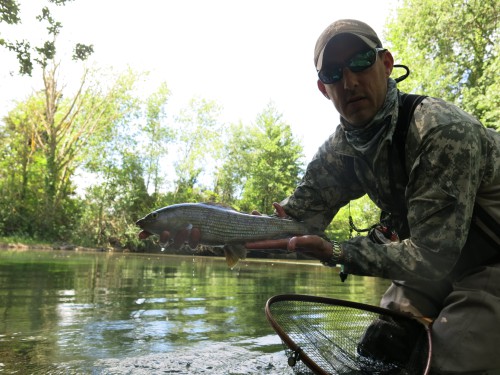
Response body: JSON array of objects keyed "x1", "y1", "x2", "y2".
[{"x1": 316, "y1": 33, "x2": 379, "y2": 71}]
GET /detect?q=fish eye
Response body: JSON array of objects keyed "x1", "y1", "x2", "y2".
[{"x1": 151, "y1": 212, "x2": 158, "y2": 219}]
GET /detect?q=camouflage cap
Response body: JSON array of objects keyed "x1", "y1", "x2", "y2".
[{"x1": 314, "y1": 19, "x2": 383, "y2": 71}]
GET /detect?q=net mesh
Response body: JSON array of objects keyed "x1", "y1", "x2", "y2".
[{"x1": 266, "y1": 295, "x2": 431, "y2": 375}]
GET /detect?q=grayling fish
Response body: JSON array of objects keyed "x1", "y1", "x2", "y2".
[{"x1": 136, "y1": 203, "x2": 317, "y2": 267}]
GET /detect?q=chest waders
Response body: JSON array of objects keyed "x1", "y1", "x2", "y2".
[{"x1": 391, "y1": 94, "x2": 500, "y2": 254}]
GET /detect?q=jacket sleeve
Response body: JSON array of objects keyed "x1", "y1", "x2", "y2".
[
  {"x1": 281, "y1": 130, "x2": 365, "y2": 233},
  {"x1": 342, "y1": 100, "x2": 489, "y2": 280}
]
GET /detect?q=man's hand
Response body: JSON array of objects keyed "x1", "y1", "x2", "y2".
[
  {"x1": 246, "y1": 202, "x2": 290, "y2": 249},
  {"x1": 246, "y1": 202, "x2": 334, "y2": 263},
  {"x1": 251, "y1": 202, "x2": 288, "y2": 218},
  {"x1": 245, "y1": 234, "x2": 333, "y2": 263},
  {"x1": 168, "y1": 227, "x2": 202, "y2": 249},
  {"x1": 289, "y1": 235, "x2": 334, "y2": 263}
]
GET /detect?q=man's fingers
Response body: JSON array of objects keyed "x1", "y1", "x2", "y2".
[
  {"x1": 273, "y1": 202, "x2": 287, "y2": 218},
  {"x1": 288, "y1": 236, "x2": 299, "y2": 251},
  {"x1": 160, "y1": 230, "x2": 171, "y2": 244},
  {"x1": 291, "y1": 235, "x2": 325, "y2": 248},
  {"x1": 251, "y1": 203, "x2": 285, "y2": 218},
  {"x1": 245, "y1": 235, "x2": 321, "y2": 251},
  {"x1": 188, "y1": 228, "x2": 201, "y2": 249},
  {"x1": 173, "y1": 229, "x2": 190, "y2": 247},
  {"x1": 245, "y1": 239, "x2": 291, "y2": 250},
  {"x1": 293, "y1": 235, "x2": 333, "y2": 262}
]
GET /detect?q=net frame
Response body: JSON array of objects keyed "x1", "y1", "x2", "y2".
[{"x1": 265, "y1": 294, "x2": 432, "y2": 375}]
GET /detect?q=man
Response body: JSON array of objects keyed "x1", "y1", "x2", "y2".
[{"x1": 247, "y1": 19, "x2": 500, "y2": 374}]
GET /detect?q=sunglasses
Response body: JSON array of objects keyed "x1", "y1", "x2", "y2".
[{"x1": 318, "y1": 47, "x2": 387, "y2": 84}]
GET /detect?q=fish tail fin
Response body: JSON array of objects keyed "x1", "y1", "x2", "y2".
[{"x1": 223, "y1": 245, "x2": 247, "y2": 268}]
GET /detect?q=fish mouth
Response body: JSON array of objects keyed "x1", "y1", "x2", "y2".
[{"x1": 136, "y1": 219, "x2": 152, "y2": 239}]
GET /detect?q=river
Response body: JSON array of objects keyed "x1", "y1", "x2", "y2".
[{"x1": 0, "y1": 249, "x2": 390, "y2": 374}]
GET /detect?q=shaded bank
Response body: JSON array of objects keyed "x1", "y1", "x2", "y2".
[{"x1": 0, "y1": 240, "x2": 306, "y2": 262}]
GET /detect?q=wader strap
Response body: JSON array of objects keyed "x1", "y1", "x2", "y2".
[
  {"x1": 386, "y1": 93, "x2": 427, "y2": 236},
  {"x1": 473, "y1": 204, "x2": 500, "y2": 251},
  {"x1": 394, "y1": 93, "x2": 427, "y2": 179}
]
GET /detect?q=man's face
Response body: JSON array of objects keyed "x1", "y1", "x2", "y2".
[{"x1": 317, "y1": 34, "x2": 393, "y2": 128}]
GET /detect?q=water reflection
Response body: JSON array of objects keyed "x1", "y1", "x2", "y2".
[{"x1": 0, "y1": 250, "x2": 390, "y2": 373}]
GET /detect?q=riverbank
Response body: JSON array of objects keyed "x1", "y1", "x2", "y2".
[
  {"x1": 0, "y1": 241, "x2": 105, "y2": 252},
  {"x1": 0, "y1": 239, "x2": 308, "y2": 263}
]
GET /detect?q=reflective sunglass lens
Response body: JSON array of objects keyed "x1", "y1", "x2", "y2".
[
  {"x1": 349, "y1": 49, "x2": 376, "y2": 72},
  {"x1": 318, "y1": 48, "x2": 384, "y2": 84},
  {"x1": 319, "y1": 69, "x2": 341, "y2": 84}
]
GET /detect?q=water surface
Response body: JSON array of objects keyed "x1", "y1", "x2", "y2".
[{"x1": 0, "y1": 250, "x2": 390, "y2": 374}]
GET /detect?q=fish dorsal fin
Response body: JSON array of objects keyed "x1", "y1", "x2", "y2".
[{"x1": 201, "y1": 202, "x2": 237, "y2": 211}]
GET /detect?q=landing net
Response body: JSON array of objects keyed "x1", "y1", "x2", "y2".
[{"x1": 265, "y1": 294, "x2": 431, "y2": 375}]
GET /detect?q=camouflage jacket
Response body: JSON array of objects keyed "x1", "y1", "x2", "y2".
[{"x1": 282, "y1": 93, "x2": 500, "y2": 281}]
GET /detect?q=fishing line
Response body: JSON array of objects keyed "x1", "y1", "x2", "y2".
[{"x1": 348, "y1": 202, "x2": 377, "y2": 238}]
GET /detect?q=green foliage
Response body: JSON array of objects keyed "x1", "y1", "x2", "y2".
[
  {"x1": 0, "y1": 0, "x2": 21, "y2": 24},
  {"x1": 0, "y1": 67, "x2": 145, "y2": 241},
  {"x1": 212, "y1": 122, "x2": 250, "y2": 206},
  {"x1": 0, "y1": 0, "x2": 93, "y2": 75},
  {"x1": 75, "y1": 153, "x2": 154, "y2": 249},
  {"x1": 239, "y1": 104, "x2": 304, "y2": 214},
  {"x1": 326, "y1": 195, "x2": 380, "y2": 241},
  {"x1": 75, "y1": 74, "x2": 174, "y2": 248},
  {"x1": 142, "y1": 82, "x2": 174, "y2": 195},
  {"x1": 72, "y1": 43, "x2": 94, "y2": 61},
  {"x1": 173, "y1": 97, "x2": 223, "y2": 196},
  {"x1": 385, "y1": 0, "x2": 499, "y2": 129},
  {"x1": 0, "y1": 235, "x2": 50, "y2": 246},
  {"x1": 0, "y1": 95, "x2": 53, "y2": 238},
  {"x1": 214, "y1": 103, "x2": 304, "y2": 214}
]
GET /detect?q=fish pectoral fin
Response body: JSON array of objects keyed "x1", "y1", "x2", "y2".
[{"x1": 223, "y1": 245, "x2": 247, "y2": 268}]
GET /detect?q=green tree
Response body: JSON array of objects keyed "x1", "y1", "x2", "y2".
[
  {"x1": 385, "y1": 0, "x2": 499, "y2": 129},
  {"x1": 172, "y1": 97, "x2": 223, "y2": 201},
  {"x1": 77, "y1": 152, "x2": 151, "y2": 249},
  {"x1": 0, "y1": 95, "x2": 46, "y2": 235},
  {"x1": 0, "y1": 68, "x2": 144, "y2": 239},
  {"x1": 230, "y1": 103, "x2": 304, "y2": 214},
  {"x1": 142, "y1": 82, "x2": 174, "y2": 196},
  {"x1": 78, "y1": 77, "x2": 173, "y2": 248},
  {"x1": 213, "y1": 121, "x2": 251, "y2": 206},
  {"x1": 0, "y1": 0, "x2": 100, "y2": 240}
]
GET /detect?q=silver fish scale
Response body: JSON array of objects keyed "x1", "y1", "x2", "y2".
[{"x1": 157, "y1": 203, "x2": 310, "y2": 245}]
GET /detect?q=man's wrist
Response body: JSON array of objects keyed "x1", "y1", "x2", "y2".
[{"x1": 321, "y1": 240, "x2": 343, "y2": 267}]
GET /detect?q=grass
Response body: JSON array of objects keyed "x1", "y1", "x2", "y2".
[{"x1": 0, "y1": 235, "x2": 51, "y2": 247}]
